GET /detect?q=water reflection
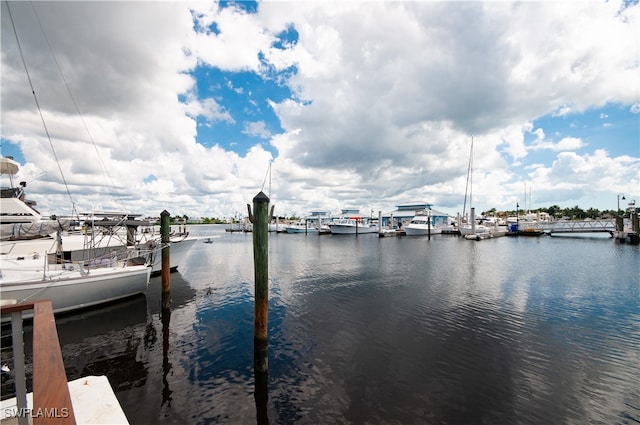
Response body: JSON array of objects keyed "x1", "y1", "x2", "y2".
[
  {"x1": 161, "y1": 307, "x2": 173, "y2": 409},
  {"x1": 49, "y1": 227, "x2": 640, "y2": 424},
  {"x1": 254, "y1": 339, "x2": 269, "y2": 425}
]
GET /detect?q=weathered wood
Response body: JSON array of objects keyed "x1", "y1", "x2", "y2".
[
  {"x1": 253, "y1": 339, "x2": 269, "y2": 424},
  {"x1": 252, "y1": 191, "x2": 269, "y2": 342},
  {"x1": 160, "y1": 210, "x2": 171, "y2": 309},
  {"x1": 252, "y1": 192, "x2": 270, "y2": 421},
  {"x1": 32, "y1": 301, "x2": 76, "y2": 424},
  {"x1": 0, "y1": 301, "x2": 76, "y2": 424},
  {"x1": 0, "y1": 301, "x2": 36, "y2": 315}
]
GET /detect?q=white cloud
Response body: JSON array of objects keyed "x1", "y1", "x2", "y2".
[
  {"x1": 243, "y1": 121, "x2": 271, "y2": 139},
  {"x1": 1, "y1": 0, "x2": 638, "y2": 219},
  {"x1": 530, "y1": 137, "x2": 587, "y2": 152}
]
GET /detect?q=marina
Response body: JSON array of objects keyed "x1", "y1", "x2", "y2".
[
  {"x1": 2, "y1": 224, "x2": 638, "y2": 424},
  {"x1": 1, "y1": 3, "x2": 637, "y2": 423}
]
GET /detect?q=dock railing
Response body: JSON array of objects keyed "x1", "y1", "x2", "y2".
[{"x1": 1, "y1": 300, "x2": 76, "y2": 425}]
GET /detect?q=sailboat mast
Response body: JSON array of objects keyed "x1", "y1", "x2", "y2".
[
  {"x1": 269, "y1": 161, "x2": 272, "y2": 198},
  {"x1": 462, "y1": 136, "x2": 474, "y2": 221},
  {"x1": 470, "y1": 136, "x2": 473, "y2": 214}
]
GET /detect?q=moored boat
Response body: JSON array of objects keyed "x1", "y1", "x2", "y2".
[
  {"x1": 1, "y1": 157, "x2": 195, "y2": 274},
  {"x1": 0, "y1": 252, "x2": 151, "y2": 319},
  {"x1": 285, "y1": 220, "x2": 319, "y2": 234},
  {"x1": 328, "y1": 210, "x2": 379, "y2": 235},
  {"x1": 404, "y1": 211, "x2": 443, "y2": 236}
]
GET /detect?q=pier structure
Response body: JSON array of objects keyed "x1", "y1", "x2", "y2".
[
  {"x1": 0, "y1": 300, "x2": 128, "y2": 424},
  {"x1": 541, "y1": 219, "x2": 617, "y2": 235},
  {"x1": 511, "y1": 215, "x2": 639, "y2": 244}
]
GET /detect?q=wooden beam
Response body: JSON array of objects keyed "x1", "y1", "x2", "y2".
[{"x1": 32, "y1": 301, "x2": 76, "y2": 425}]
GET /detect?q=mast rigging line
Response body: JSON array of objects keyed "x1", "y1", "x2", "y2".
[
  {"x1": 6, "y1": 0, "x2": 79, "y2": 218},
  {"x1": 462, "y1": 136, "x2": 474, "y2": 220},
  {"x1": 27, "y1": 1, "x2": 128, "y2": 213},
  {"x1": 6, "y1": 1, "x2": 129, "y2": 216}
]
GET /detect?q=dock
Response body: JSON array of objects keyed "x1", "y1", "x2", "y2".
[
  {"x1": 0, "y1": 376, "x2": 128, "y2": 425},
  {"x1": 0, "y1": 301, "x2": 129, "y2": 425},
  {"x1": 378, "y1": 229, "x2": 405, "y2": 237}
]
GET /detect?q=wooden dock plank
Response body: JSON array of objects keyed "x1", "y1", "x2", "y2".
[{"x1": 32, "y1": 301, "x2": 76, "y2": 425}]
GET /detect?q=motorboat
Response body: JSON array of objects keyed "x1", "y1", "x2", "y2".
[
  {"x1": 1, "y1": 156, "x2": 195, "y2": 274},
  {"x1": 404, "y1": 212, "x2": 442, "y2": 236},
  {"x1": 0, "y1": 156, "x2": 72, "y2": 237},
  {"x1": 285, "y1": 221, "x2": 319, "y2": 234},
  {"x1": 329, "y1": 217, "x2": 378, "y2": 235}
]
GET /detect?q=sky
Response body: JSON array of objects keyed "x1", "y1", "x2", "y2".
[{"x1": 1, "y1": 0, "x2": 639, "y2": 220}]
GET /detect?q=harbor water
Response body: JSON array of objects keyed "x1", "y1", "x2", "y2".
[{"x1": 9, "y1": 225, "x2": 640, "y2": 424}]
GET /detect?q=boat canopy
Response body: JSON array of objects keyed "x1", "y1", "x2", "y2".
[
  {"x1": 0, "y1": 157, "x2": 20, "y2": 175},
  {"x1": 1, "y1": 219, "x2": 72, "y2": 240}
]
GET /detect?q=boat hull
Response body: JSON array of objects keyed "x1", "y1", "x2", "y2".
[
  {"x1": 146, "y1": 237, "x2": 197, "y2": 274},
  {"x1": 329, "y1": 224, "x2": 378, "y2": 234},
  {"x1": 2, "y1": 235, "x2": 196, "y2": 275},
  {"x1": 0, "y1": 257, "x2": 151, "y2": 317},
  {"x1": 285, "y1": 226, "x2": 318, "y2": 234},
  {"x1": 404, "y1": 225, "x2": 443, "y2": 236}
]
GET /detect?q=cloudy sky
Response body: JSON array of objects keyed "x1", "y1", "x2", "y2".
[{"x1": 1, "y1": 0, "x2": 638, "y2": 220}]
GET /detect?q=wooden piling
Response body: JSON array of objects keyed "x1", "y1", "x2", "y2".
[
  {"x1": 616, "y1": 216, "x2": 624, "y2": 232},
  {"x1": 253, "y1": 340, "x2": 269, "y2": 424},
  {"x1": 252, "y1": 192, "x2": 270, "y2": 422},
  {"x1": 160, "y1": 210, "x2": 171, "y2": 309},
  {"x1": 252, "y1": 192, "x2": 270, "y2": 343}
]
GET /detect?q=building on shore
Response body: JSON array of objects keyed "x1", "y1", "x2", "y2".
[{"x1": 380, "y1": 201, "x2": 450, "y2": 230}]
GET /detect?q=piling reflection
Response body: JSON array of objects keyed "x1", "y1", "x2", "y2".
[
  {"x1": 54, "y1": 295, "x2": 150, "y2": 392},
  {"x1": 254, "y1": 339, "x2": 269, "y2": 425},
  {"x1": 161, "y1": 306, "x2": 173, "y2": 408}
]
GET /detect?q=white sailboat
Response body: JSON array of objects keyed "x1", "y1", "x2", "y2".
[
  {"x1": 459, "y1": 137, "x2": 491, "y2": 239},
  {"x1": 1, "y1": 9, "x2": 153, "y2": 315}
]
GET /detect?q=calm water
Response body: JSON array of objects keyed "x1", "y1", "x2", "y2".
[{"x1": 20, "y1": 226, "x2": 640, "y2": 423}]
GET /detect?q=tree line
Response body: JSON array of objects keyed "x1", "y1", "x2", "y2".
[
  {"x1": 481, "y1": 204, "x2": 638, "y2": 220},
  {"x1": 164, "y1": 205, "x2": 639, "y2": 224}
]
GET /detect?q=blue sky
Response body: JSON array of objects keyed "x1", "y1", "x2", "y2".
[{"x1": 1, "y1": 1, "x2": 638, "y2": 219}]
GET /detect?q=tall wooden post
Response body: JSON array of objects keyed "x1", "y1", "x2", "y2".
[
  {"x1": 616, "y1": 216, "x2": 624, "y2": 232},
  {"x1": 252, "y1": 192, "x2": 270, "y2": 422},
  {"x1": 252, "y1": 192, "x2": 270, "y2": 342},
  {"x1": 160, "y1": 210, "x2": 171, "y2": 310}
]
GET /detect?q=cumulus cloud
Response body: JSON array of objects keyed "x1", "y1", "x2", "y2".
[
  {"x1": 1, "y1": 0, "x2": 638, "y2": 218},
  {"x1": 530, "y1": 137, "x2": 587, "y2": 152}
]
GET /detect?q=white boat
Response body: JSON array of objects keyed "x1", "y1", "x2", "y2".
[
  {"x1": 285, "y1": 221, "x2": 319, "y2": 234},
  {"x1": 1, "y1": 171, "x2": 151, "y2": 316},
  {"x1": 329, "y1": 216, "x2": 379, "y2": 235},
  {"x1": 1, "y1": 157, "x2": 195, "y2": 274},
  {"x1": 458, "y1": 137, "x2": 494, "y2": 240},
  {"x1": 404, "y1": 212, "x2": 443, "y2": 236},
  {"x1": 0, "y1": 156, "x2": 73, "y2": 237},
  {"x1": 0, "y1": 251, "x2": 150, "y2": 317},
  {"x1": 459, "y1": 222, "x2": 491, "y2": 237},
  {"x1": 269, "y1": 223, "x2": 286, "y2": 233}
]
